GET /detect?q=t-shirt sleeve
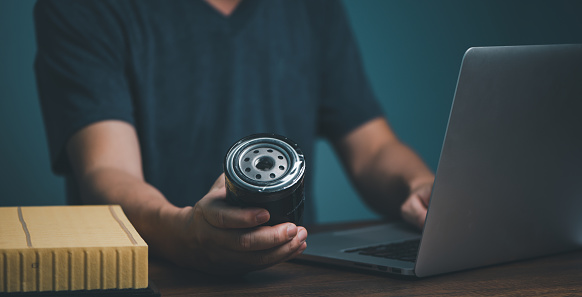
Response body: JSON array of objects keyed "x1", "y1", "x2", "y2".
[
  {"x1": 315, "y1": 0, "x2": 384, "y2": 142},
  {"x1": 34, "y1": 0, "x2": 134, "y2": 175}
]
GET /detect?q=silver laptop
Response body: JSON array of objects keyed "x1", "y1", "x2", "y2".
[{"x1": 299, "y1": 44, "x2": 582, "y2": 277}]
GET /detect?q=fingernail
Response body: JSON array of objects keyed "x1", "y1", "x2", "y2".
[
  {"x1": 298, "y1": 228, "x2": 307, "y2": 242},
  {"x1": 287, "y1": 224, "x2": 298, "y2": 239},
  {"x1": 256, "y1": 211, "x2": 269, "y2": 224}
]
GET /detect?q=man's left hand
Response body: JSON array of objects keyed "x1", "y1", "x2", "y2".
[{"x1": 401, "y1": 182, "x2": 433, "y2": 229}]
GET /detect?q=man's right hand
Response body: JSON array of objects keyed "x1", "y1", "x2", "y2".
[
  {"x1": 167, "y1": 174, "x2": 308, "y2": 274},
  {"x1": 67, "y1": 120, "x2": 307, "y2": 274}
]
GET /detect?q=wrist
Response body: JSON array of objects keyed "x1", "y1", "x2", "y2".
[
  {"x1": 132, "y1": 198, "x2": 181, "y2": 238},
  {"x1": 132, "y1": 201, "x2": 186, "y2": 261}
]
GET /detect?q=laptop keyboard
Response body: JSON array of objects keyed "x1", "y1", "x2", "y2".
[{"x1": 344, "y1": 239, "x2": 420, "y2": 262}]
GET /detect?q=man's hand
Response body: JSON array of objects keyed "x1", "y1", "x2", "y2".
[
  {"x1": 170, "y1": 174, "x2": 308, "y2": 274},
  {"x1": 335, "y1": 117, "x2": 435, "y2": 228},
  {"x1": 401, "y1": 182, "x2": 433, "y2": 229}
]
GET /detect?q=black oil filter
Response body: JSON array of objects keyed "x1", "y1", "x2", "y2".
[{"x1": 224, "y1": 133, "x2": 305, "y2": 226}]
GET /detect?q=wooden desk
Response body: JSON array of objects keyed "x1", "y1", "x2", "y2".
[{"x1": 149, "y1": 222, "x2": 582, "y2": 296}]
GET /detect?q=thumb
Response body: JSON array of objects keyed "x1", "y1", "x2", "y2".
[{"x1": 210, "y1": 173, "x2": 226, "y2": 192}]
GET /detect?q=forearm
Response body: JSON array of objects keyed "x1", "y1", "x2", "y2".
[
  {"x1": 77, "y1": 167, "x2": 186, "y2": 259},
  {"x1": 351, "y1": 140, "x2": 433, "y2": 219},
  {"x1": 335, "y1": 117, "x2": 434, "y2": 220},
  {"x1": 367, "y1": 140, "x2": 434, "y2": 190}
]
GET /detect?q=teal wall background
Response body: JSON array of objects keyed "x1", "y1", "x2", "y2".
[
  {"x1": 1, "y1": 1, "x2": 581, "y2": 223},
  {"x1": 0, "y1": 0, "x2": 65, "y2": 206},
  {"x1": 314, "y1": 0, "x2": 582, "y2": 223}
]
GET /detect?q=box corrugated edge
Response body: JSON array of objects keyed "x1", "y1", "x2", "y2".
[{"x1": 0, "y1": 245, "x2": 148, "y2": 293}]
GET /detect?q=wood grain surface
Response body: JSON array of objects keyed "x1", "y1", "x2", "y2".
[{"x1": 149, "y1": 221, "x2": 582, "y2": 297}]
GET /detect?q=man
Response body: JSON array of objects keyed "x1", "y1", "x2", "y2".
[{"x1": 34, "y1": 0, "x2": 434, "y2": 274}]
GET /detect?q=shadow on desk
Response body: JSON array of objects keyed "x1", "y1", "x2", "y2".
[{"x1": 149, "y1": 221, "x2": 582, "y2": 297}]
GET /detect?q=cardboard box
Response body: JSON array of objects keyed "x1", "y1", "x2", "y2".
[{"x1": 0, "y1": 205, "x2": 148, "y2": 293}]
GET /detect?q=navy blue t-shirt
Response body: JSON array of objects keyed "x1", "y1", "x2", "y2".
[{"x1": 34, "y1": 0, "x2": 382, "y2": 224}]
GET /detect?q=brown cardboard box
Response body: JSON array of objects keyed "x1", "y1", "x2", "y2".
[{"x1": 0, "y1": 205, "x2": 148, "y2": 293}]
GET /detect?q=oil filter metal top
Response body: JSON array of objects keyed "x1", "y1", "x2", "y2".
[{"x1": 224, "y1": 133, "x2": 306, "y2": 225}]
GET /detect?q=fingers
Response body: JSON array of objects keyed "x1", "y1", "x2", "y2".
[
  {"x1": 401, "y1": 193, "x2": 428, "y2": 229},
  {"x1": 199, "y1": 197, "x2": 270, "y2": 228},
  {"x1": 189, "y1": 173, "x2": 309, "y2": 274},
  {"x1": 288, "y1": 241, "x2": 308, "y2": 261},
  {"x1": 192, "y1": 216, "x2": 308, "y2": 274},
  {"x1": 200, "y1": 222, "x2": 301, "y2": 252},
  {"x1": 414, "y1": 184, "x2": 432, "y2": 206},
  {"x1": 223, "y1": 223, "x2": 300, "y2": 252},
  {"x1": 227, "y1": 226, "x2": 308, "y2": 269},
  {"x1": 401, "y1": 183, "x2": 433, "y2": 229}
]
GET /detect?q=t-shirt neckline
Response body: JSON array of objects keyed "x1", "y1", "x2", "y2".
[{"x1": 198, "y1": 0, "x2": 259, "y2": 36}]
